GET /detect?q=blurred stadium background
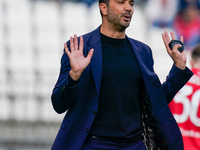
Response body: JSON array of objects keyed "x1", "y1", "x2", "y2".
[{"x1": 0, "y1": 0, "x2": 196, "y2": 149}]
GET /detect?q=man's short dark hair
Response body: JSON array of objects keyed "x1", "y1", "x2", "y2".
[{"x1": 99, "y1": 0, "x2": 109, "y2": 5}]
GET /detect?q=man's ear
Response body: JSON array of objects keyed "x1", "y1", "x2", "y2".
[{"x1": 99, "y1": 3, "x2": 107, "y2": 16}]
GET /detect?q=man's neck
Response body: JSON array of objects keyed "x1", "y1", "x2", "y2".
[{"x1": 100, "y1": 24, "x2": 126, "y2": 39}]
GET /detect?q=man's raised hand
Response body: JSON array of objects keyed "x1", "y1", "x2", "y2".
[
  {"x1": 161, "y1": 31, "x2": 186, "y2": 70},
  {"x1": 64, "y1": 34, "x2": 94, "y2": 81}
]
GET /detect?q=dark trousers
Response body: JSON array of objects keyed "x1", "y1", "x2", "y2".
[{"x1": 81, "y1": 136, "x2": 146, "y2": 150}]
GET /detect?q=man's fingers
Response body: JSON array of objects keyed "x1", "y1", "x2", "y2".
[
  {"x1": 87, "y1": 49, "x2": 94, "y2": 59},
  {"x1": 64, "y1": 43, "x2": 69, "y2": 52},
  {"x1": 171, "y1": 32, "x2": 176, "y2": 40},
  {"x1": 64, "y1": 43, "x2": 71, "y2": 55},
  {"x1": 161, "y1": 33, "x2": 168, "y2": 49},
  {"x1": 164, "y1": 31, "x2": 171, "y2": 43},
  {"x1": 173, "y1": 44, "x2": 182, "y2": 51},
  {"x1": 74, "y1": 34, "x2": 78, "y2": 50},
  {"x1": 70, "y1": 35, "x2": 83, "y2": 51},
  {"x1": 79, "y1": 36, "x2": 84, "y2": 51},
  {"x1": 70, "y1": 36, "x2": 75, "y2": 51}
]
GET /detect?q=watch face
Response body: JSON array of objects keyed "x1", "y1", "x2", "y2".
[{"x1": 169, "y1": 40, "x2": 184, "y2": 52}]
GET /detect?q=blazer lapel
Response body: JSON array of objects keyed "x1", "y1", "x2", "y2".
[
  {"x1": 127, "y1": 37, "x2": 167, "y2": 110},
  {"x1": 86, "y1": 27, "x2": 102, "y2": 98},
  {"x1": 127, "y1": 38, "x2": 146, "y2": 71}
]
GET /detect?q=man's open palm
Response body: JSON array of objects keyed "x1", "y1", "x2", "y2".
[{"x1": 64, "y1": 34, "x2": 94, "y2": 80}]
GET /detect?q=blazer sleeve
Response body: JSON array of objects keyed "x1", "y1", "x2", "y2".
[
  {"x1": 144, "y1": 44, "x2": 193, "y2": 104},
  {"x1": 162, "y1": 65, "x2": 193, "y2": 103},
  {"x1": 51, "y1": 43, "x2": 80, "y2": 114}
]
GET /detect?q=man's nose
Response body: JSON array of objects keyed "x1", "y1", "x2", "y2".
[{"x1": 124, "y1": 2, "x2": 132, "y2": 11}]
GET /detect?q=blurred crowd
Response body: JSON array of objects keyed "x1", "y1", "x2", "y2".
[
  {"x1": 145, "y1": 0, "x2": 200, "y2": 51},
  {"x1": 59, "y1": 0, "x2": 200, "y2": 52},
  {"x1": 46, "y1": 0, "x2": 200, "y2": 51}
]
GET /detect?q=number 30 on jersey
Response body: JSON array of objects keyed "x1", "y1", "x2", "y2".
[{"x1": 173, "y1": 84, "x2": 200, "y2": 127}]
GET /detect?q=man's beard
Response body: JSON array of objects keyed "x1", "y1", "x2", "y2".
[{"x1": 107, "y1": 8, "x2": 131, "y2": 31}]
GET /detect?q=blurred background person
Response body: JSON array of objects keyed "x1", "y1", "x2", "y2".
[
  {"x1": 145, "y1": 0, "x2": 179, "y2": 28},
  {"x1": 173, "y1": 0, "x2": 200, "y2": 51},
  {"x1": 169, "y1": 44, "x2": 200, "y2": 150},
  {"x1": 77, "y1": 0, "x2": 97, "y2": 7}
]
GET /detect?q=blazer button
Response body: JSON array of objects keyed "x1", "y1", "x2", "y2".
[
  {"x1": 86, "y1": 128, "x2": 89, "y2": 133},
  {"x1": 93, "y1": 110, "x2": 97, "y2": 115}
]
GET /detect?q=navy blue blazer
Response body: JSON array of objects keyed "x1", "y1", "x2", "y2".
[{"x1": 51, "y1": 26, "x2": 193, "y2": 150}]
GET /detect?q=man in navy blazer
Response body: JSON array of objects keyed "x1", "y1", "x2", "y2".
[{"x1": 51, "y1": 0, "x2": 193, "y2": 149}]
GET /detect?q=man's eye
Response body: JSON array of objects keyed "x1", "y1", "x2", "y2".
[
  {"x1": 118, "y1": 1, "x2": 124, "y2": 4},
  {"x1": 130, "y1": 3, "x2": 134, "y2": 6}
]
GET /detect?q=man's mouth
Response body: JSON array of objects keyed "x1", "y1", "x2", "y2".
[
  {"x1": 122, "y1": 15, "x2": 131, "y2": 21},
  {"x1": 121, "y1": 11, "x2": 132, "y2": 21}
]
